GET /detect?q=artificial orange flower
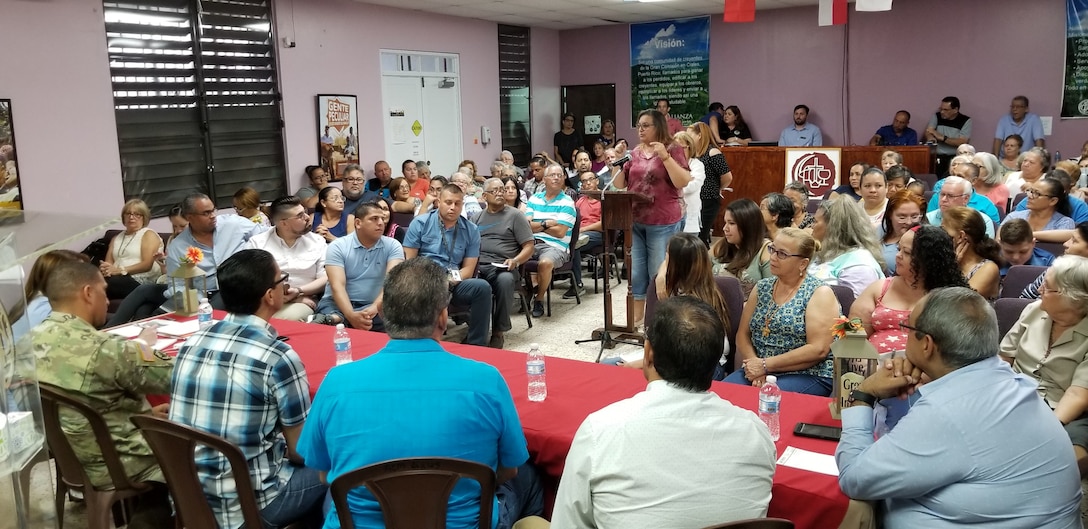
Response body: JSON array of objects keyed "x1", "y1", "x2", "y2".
[{"x1": 182, "y1": 246, "x2": 204, "y2": 264}]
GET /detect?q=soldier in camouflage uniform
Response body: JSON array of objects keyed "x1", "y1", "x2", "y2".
[{"x1": 31, "y1": 258, "x2": 173, "y2": 527}]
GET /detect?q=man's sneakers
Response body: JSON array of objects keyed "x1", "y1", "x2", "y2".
[
  {"x1": 575, "y1": 233, "x2": 590, "y2": 249},
  {"x1": 562, "y1": 284, "x2": 585, "y2": 299},
  {"x1": 532, "y1": 300, "x2": 545, "y2": 318}
]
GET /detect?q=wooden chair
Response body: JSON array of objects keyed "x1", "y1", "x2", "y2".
[
  {"x1": 1001, "y1": 265, "x2": 1048, "y2": 298},
  {"x1": 330, "y1": 457, "x2": 495, "y2": 529},
  {"x1": 702, "y1": 518, "x2": 794, "y2": 529},
  {"x1": 38, "y1": 383, "x2": 157, "y2": 529},
  {"x1": 129, "y1": 415, "x2": 314, "y2": 529}
]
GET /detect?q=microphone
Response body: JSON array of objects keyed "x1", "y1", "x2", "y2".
[{"x1": 610, "y1": 154, "x2": 631, "y2": 167}]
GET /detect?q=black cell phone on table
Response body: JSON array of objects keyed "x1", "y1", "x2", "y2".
[{"x1": 794, "y1": 422, "x2": 842, "y2": 441}]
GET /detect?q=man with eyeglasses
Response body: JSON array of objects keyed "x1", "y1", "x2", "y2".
[
  {"x1": 836, "y1": 287, "x2": 1081, "y2": 528},
  {"x1": 312, "y1": 202, "x2": 404, "y2": 330},
  {"x1": 925, "y1": 176, "x2": 996, "y2": 237},
  {"x1": 473, "y1": 178, "x2": 534, "y2": 349},
  {"x1": 167, "y1": 192, "x2": 267, "y2": 309},
  {"x1": 993, "y1": 95, "x2": 1045, "y2": 155},
  {"x1": 170, "y1": 249, "x2": 326, "y2": 529},
  {"x1": 246, "y1": 196, "x2": 329, "y2": 321},
  {"x1": 924, "y1": 96, "x2": 972, "y2": 177},
  {"x1": 526, "y1": 164, "x2": 578, "y2": 316},
  {"x1": 567, "y1": 171, "x2": 604, "y2": 299},
  {"x1": 341, "y1": 164, "x2": 377, "y2": 216},
  {"x1": 925, "y1": 162, "x2": 1000, "y2": 225}
]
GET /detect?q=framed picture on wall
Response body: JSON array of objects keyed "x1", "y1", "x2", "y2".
[
  {"x1": 316, "y1": 94, "x2": 360, "y2": 181},
  {"x1": 0, "y1": 100, "x2": 23, "y2": 213}
]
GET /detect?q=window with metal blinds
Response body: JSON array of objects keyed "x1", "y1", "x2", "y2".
[
  {"x1": 103, "y1": 0, "x2": 286, "y2": 216},
  {"x1": 498, "y1": 25, "x2": 531, "y2": 167}
]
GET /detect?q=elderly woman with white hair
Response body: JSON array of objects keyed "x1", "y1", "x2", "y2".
[
  {"x1": 1001, "y1": 255, "x2": 1088, "y2": 475},
  {"x1": 972, "y1": 152, "x2": 1011, "y2": 216},
  {"x1": 1005, "y1": 146, "x2": 1051, "y2": 198}
]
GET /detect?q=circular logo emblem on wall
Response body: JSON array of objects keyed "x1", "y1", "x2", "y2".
[
  {"x1": 791, "y1": 152, "x2": 838, "y2": 195},
  {"x1": 1078, "y1": 99, "x2": 1088, "y2": 116}
]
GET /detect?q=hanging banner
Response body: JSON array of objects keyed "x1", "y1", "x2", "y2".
[
  {"x1": 630, "y1": 16, "x2": 710, "y2": 127},
  {"x1": 1062, "y1": 0, "x2": 1088, "y2": 117}
]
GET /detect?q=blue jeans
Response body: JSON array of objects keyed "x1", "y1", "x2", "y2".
[
  {"x1": 571, "y1": 230, "x2": 604, "y2": 286},
  {"x1": 631, "y1": 221, "x2": 681, "y2": 300},
  {"x1": 451, "y1": 278, "x2": 492, "y2": 346},
  {"x1": 258, "y1": 465, "x2": 327, "y2": 528},
  {"x1": 314, "y1": 297, "x2": 386, "y2": 332},
  {"x1": 496, "y1": 463, "x2": 545, "y2": 529},
  {"x1": 722, "y1": 369, "x2": 833, "y2": 397}
]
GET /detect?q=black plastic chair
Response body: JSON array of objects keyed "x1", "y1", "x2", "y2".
[{"x1": 522, "y1": 212, "x2": 581, "y2": 316}]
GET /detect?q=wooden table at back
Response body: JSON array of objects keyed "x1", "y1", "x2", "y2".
[
  {"x1": 151, "y1": 315, "x2": 845, "y2": 529},
  {"x1": 713, "y1": 145, "x2": 934, "y2": 237}
]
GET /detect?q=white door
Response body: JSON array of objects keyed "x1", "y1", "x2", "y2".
[{"x1": 381, "y1": 75, "x2": 463, "y2": 176}]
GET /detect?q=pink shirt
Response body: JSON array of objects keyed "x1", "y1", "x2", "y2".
[
  {"x1": 576, "y1": 195, "x2": 601, "y2": 228},
  {"x1": 623, "y1": 143, "x2": 689, "y2": 225},
  {"x1": 984, "y1": 184, "x2": 1010, "y2": 216}
]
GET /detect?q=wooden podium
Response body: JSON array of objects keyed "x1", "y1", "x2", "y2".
[{"x1": 575, "y1": 190, "x2": 650, "y2": 357}]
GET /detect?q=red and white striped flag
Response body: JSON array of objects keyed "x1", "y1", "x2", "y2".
[
  {"x1": 819, "y1": 0, "x2": 847, "y2": 25},
  {"x1": 723, "y1": 0, "x2": 755, "y2": 22},
  {"x1": 856, "y1": 0, "x2": 892, "y2": 11}
]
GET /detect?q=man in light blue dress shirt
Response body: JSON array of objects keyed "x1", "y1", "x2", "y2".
[
  {"x1": 778, "y1": 104, "x2": 823, "y2": 147},
  {"x1": 836, "y1": 287, "x2": 1081, "y2": 528},
  {"x1": 993, "y1": 95, "x2": 1045, "y2": 155}
]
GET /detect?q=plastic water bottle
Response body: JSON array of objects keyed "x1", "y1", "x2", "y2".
[
  {"x1": 527, "y1": 343, "x2": 547, "y2": 402},
  {"x1": 197, "y1": 297, "x2": 213, "y2": 330},
  {"x1": 1055, "y1": 150, "x2": 1062, "y2": 162},
  {"x1": 333, "y1": 324, "x2": 352, "y2": 366},
  {"x1": 758, "y1": 375, "x2": 781, "y2": 441}
]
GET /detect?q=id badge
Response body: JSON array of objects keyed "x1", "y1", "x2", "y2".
[{"x1": 448, "y1": 268, "x2": 462, "y2": 282}]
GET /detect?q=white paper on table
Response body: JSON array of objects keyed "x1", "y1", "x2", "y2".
[
  {"x1": 156, "y1": 319, "x2": 201, "y2": 337},
  {"x1": 776, "y1": 446, "x2": 840, "y2": 476},
  {"x1": 106, "y1": 325, "x2": 144, "y2": 339},
  {"x1": 153, "y1": 338, "x2": 177, "y2": 351}
]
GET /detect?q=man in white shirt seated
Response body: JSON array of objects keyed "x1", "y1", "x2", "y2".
[
  {"x1": 549, "y1": 296, "x2": 777, "y2": 529},
  {"x1": 246, "y1": 196, "x2": 328, "y2": 321}
]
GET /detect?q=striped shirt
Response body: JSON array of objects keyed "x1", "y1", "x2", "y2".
[
  {"x1": 169, "y1": 313, "x2": 311, "y2": 529},
  {"x1": 526, "y1": 191, "x2": 577, "y2": 252}
]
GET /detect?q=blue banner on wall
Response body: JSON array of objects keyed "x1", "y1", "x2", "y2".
[
  {"x1": 1063, "y1": 0, "x2": 1088, "y2": 117},
  {"x1": 630, "y1": 16, "x2": 710, "y2": 127}
]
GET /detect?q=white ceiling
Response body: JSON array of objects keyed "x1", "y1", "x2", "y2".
[{"x1": 354, "y1": 0, "x2": 824, "y2": 30}]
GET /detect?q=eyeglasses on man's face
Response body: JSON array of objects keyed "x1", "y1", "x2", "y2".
[
  {"x1": 898, "y1": 319, "x2": 927, "y2": 337},
  {"x1": 344, "y1": 177, "x2": 365, "y2": 184},
  {"x1": 271, "y1": 272, "x2": 290, "y2": 294},
  {"x1": 938, "y1": 192, "x2": 966, "y2": 201}
]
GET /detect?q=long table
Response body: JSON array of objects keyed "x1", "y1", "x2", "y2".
[{"x1": 223, "y1": 316, "x2": 849, "y2": 529}]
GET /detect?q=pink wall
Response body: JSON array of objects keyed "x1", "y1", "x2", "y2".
[
  {"x1": 0, "y1": 0, "x2": 121, "y2": 219},
  {"x1": 275, "y1": 0, "x2": 504, "y2": 189},
  {"x1": 531, "y1": 28, "x2": 562, "y2": 157},
  {"x1": 561, "y1": 0, "x2": 1088, "y2": 160}
]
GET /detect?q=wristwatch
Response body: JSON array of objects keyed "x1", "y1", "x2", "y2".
[{"x1": 847, "y1": 389, "x2": 877, "y2": 407}]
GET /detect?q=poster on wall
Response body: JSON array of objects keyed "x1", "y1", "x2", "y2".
[
  {"x1": 1063, "y1": 0, "x2": 1088, "y2": 118},
  {"x1": 785, "y1": 148, "x2": 841, "y2": 199},
  {"x1": 0, "y1": 100, "x2": 23, "y2": 213},
  {"x1": 630, "y1": 16, "x2": 710, "y2": 127},
  {"x1": 316, "y1": 94, "x2": 360, "y2": 180}
]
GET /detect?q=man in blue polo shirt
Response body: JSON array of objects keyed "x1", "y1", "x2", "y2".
[
  {"x1": 297, "y1": 257, "x2": 543, "y2": 529},
  {"x1": 778, "y1": 104, "x2": 823, "y2": 147},
  {"x1": 869, "y1": 110, "x2": 918, "y2": 147},
  {"x1": 403, "y1": 184, "x2": 492, "y2": 346},
  {"x1": 993, "y1": 96, "x2": 1045, "y2": 155},
  {"x1": 997, "y1": 218, "x2": 1054, "y2": 277},
  {"x1": 312, "y1": 202, "x2": 403, "y2": 329}
]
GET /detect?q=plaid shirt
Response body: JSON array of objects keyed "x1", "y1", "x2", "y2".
[{"x1": 169, "y1": 313, "x2": 311, "y2": 529}]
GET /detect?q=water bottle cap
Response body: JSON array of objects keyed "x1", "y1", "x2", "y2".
[
  {"x1": 200, "y1": 297, "x2": 209, "y2": 302},
  {"x1": 766, "y1": 375, "x2": 777, "y2": 384},
  {"x1": 335, "y1": 323, "x2": 345, "y2": 330},
  {"x1": 530, "y1": 342, "x2": 540, "y2": 350}
]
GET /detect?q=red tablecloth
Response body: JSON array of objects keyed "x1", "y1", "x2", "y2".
[{"x1": 160, "y1": 314, "x2": 849, "y2": 529}]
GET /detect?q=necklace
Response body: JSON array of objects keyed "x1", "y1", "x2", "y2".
[
  {"x1": 117, "y1": 231, "x2": 138, "y2": 257},
  {"x1": 762, "y1": 279, "x2": 803, "y2": 337}
]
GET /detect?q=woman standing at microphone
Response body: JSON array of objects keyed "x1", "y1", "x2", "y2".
[{"x1": 612, "y1": 109, "x2": 692, "y2": 327}]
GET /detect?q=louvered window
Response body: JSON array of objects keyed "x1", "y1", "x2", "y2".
[
  {"x1": 498, "y1": 25, "x2": 531, "y2": 166},
  {"x1": 104, "y1": 0, "x2": 285, "y2": 215}
]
